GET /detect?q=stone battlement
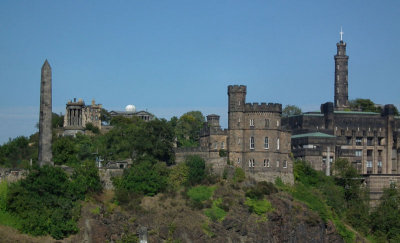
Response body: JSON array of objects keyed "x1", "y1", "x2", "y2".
[
  {"x1": 244, "y1": 102, "x2": 282, "y2": 113},
  {"x1": 228, "y1": 85, "x2": 247, "y2": 93}
]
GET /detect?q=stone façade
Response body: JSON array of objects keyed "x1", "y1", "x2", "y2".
[
  {"x1": 281, "y1": 37, "x2": 400, "y2": 206},
  {"x1": 176, "y1": 85, "x2": 294, "y2": 185}
]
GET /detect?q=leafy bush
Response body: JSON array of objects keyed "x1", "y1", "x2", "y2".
[
  {"x1": 168, "y1": 163, "x2": 189, "y2": 190},
  {"x1": 70, "y1": 160, "x2": 102, "y2": 198},
  {"x1": 246, "y1": 181, "x2": 278, "y2": 199},
  {"x1": 6, "y1": 166, "x2": 84, "y2": 239},
  {"x1": 187, "y1": 185, "x2": 215, "y2": 203},
  {"x1": 204, "y1": 198, "x2": 227, "y2": 222},
  {"x1": 245, "y1": 197, "x2": 274, "y2": 215},
  {"x1": 233, "y1": 167, "x2": 245, "y2": 183},
  {"x1": 114, "y1": 159, "x2": 169, "y2": 197},
  {"x1": 185, "y1": 155, "x2": 206, "y2": 185},
  {"x1": 85, "y1": 122, "x2": 100, "y2": 134}
]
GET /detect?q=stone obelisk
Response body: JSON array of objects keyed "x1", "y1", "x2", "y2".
[{"x1": 38, "y1": 60, "x2": 53, "y2": 166}]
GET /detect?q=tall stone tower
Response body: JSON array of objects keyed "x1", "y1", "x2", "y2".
[
  {"x1": 227, "y1": 85, "x2": 246, "y2": 164},
  {"x1": 38, "y1": 60, "x2": 53, "y2": 166},
  {"x1": 334, "y1": 29, "x2": 349, "y2": 110}
]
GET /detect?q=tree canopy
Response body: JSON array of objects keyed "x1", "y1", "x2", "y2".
[
  {"x1": 175, "y1": 111, "x2": 205, "y2": 147},
  {"x1": 282, "y1": 105, "x2": 302, "y2": 117}
]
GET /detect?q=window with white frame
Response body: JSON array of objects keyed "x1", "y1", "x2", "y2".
[
  {"x1": 355, "y1": 150, "x2": 362, "y2": 157},
  {"x1": 277, "y1": 138, "x2": 280, "y2": 150},
  {"x1": 276, "y1": 161, "x2": 279, "y2": 167},
  {"x1": 283, "y1": 160, "x2": 287, "y2": 168},
  {"x1": 267, "y1": 159, "x2": 270, "y2": 167},
  {"x1": 264, "y1": 137, "x2": 269, "y2": 149},
  {"x1": 248, "y1": 159, "x2": 255, "y2": 167},
  {"x1": 238, "y1": 138, "x2": 241, "y2": 145},
  {"x1": 276, "y1": 120, "x2": 279, "y2": 127},
  {"x1": 250, "y1": 136, "x2": 255, "y2": 149},
  {"x1": 250, "y1": 119, "x2": 254, "y2": 127}
]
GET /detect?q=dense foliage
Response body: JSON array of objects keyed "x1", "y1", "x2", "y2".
[
  {"x1": 5, "y1": 165, "x2": 101, "y2": 239},
  {"x1": 113, "y1": 158, "x2": 169, "y2": 197},
  {"x1": 0, "y1": 135, "x2": 37, "y2": 168},
  {"x1": 349, "y1": 98, "x2": 399, "y2": 115},
  {"x1": 185, "y1": 155, "x2": 206, "y2": 185},
  {"x1": 175, "y1": 111, "x2": 205, "y2": 147},
  {"x1": 282, "y1": 104, "x2": 302, "y2": 117}
]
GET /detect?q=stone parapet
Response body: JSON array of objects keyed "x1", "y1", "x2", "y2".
[{"x1": 244, "y1": 102, "x2": 282, "y2": 113}]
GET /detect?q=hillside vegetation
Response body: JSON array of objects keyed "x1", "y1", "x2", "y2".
[{"x1": 1, "y1": 112, "x2": 400, "y2": 242}]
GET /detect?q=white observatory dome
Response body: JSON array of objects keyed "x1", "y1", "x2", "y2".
[{"x1": 125, "y1": 104, "x2": 136, "y2": 112}]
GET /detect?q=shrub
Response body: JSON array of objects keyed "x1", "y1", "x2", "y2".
[
  {"x1": 185, "y1": 155, "x2": 206, "y2": 185},
  {"x1": 233, "y1": 167, "x2": 245, "y2": 183},
  {"x1": 204, "y1": 198, "x2": 227, "y2": 222},
  {"x1": 6, "y1": 166, "x2": 83, "y2": 239},
  {"x1": 245, "y1": 197, "x2": 274, "y2": 216},
  {"x1": 168, "y1": 163, "x2": 189, "y2": 190},
  {"x1": 187, "y1": 185, "x2": 216, "y2": 203},
  {"x1": 114, "y1": 160, "x2": 169, "y2": 197},
  {"x1": 246, "y1": 181, "x2": 278, "y2": 199}
]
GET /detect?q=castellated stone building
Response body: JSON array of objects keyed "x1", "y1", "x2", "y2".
[
  {"x1": 227, "y1": 85, "x2": 293, "y2": 183},
  {"x1": 282, "y1": 37, "x2": 400, "y2": 205},
  {"x1": 175, "y1": 86, "x2": 294, "y2": 185},
  {"x1": 63, "y1": 98, "x2": 102, "y2": 136}
]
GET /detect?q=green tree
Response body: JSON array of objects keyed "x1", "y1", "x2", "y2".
[
  {"x1": 349, "y1": 98, "x2": 381, "y2": 113},
  {"x1": 175, "y1": 111, "x2": 205, "y2": 147},
  {"x1": 185, "y1": 155, "x2": 206, "y2": 185},
  {"x1": 370, "y1": 186, "x2": 400, "y2": 241},
  {"x1": 114, "y1": 158, "x2": 169, "y2": 196},
  {"x1": 52, "y1": 136, "x2": 78, "y2": 165},
  {"x1": 100, "y1": 108, "x2": 111, "y2": 125},
  {"x1": 52, "y1": 112, "x2": 64, "y2": 128},
  {"x1": 7, "y1": 166, "x2": 83, "y2": 239},
  {"x1": 282, "y1": 105, "x2": 302, "y2": 117}
]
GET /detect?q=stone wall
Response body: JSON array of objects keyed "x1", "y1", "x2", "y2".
[
  {"x1": 175, "y1": 147, "x2": 227, "y2": 175},
  {"x1": 0, "y1": 168, "x2": 27, "y2": 183},
  {"x1": 98, "y1": 168, "x2": 125, "y2": 190},
  {"x1": 364, "y1": 174, "x2": 400, "y2": 207}
]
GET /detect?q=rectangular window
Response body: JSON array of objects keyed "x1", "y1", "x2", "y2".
[
  {"x1": 238, "y1": 138, "x2": 241, "y2": 145},
  {"x1": 367, "y1": 137, "x2": 373, "y2": 146},
  {"x1": 378, "y1": 137, "x2": 384, "y2": 146},
  {"x1": 367, "y1": 150, "x2": 373, "y2": 157},
  {"x1": 276, "y1": 161, "x2": 279, "y2": 168},
  {"x1": 221, "y1": 142, "x2": 224, "y2": 149},
  {"x1": 356, "y1": 137, "x2": 362, "y2": 146},
  {"x1": 237, "y1": 158, "x2": 241, "y2": 164},
  {"x1": 250, "y1": 119, "x2": 254, "y2": 127},
  {"x1": 283, "y1": 160, "x2": 287, "y2": 168},
  {"x1": 367, "y1": 161, "x2": 373, "y2": 168},
  {"x1": 276, "y1": 120, "x2": 279, "y2": 127},
  {"x1": 346, "y1": 137, "x2": 352, "y2": 145},
  {"x1": 277, "y1": 138, "x2": 280, "y2": 150},
  {"x1": 214, "y1": 142, "x2": 218, "y2": 149},
  {"x1": 249, "y1": 159, "x2": 255, "y2": 168},
  {"x1": 355, "y1": 150, "x2": 362, "y2": 157},
  {"x1": 264, "y1": 137, "x2": 269, "y2": 149},
  {"x1": 265, "y1": 119, "x2": 270, "y2": 128},
  {"x1": 378, "y1": 161, "x2": 382, "y2": 167},
  {"x1": 250, "y1": 137, "x2": 255, "y2": 149}
]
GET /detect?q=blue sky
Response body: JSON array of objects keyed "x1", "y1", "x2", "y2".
[{"x1": 1, "y1": 1, "x2": 400, "y2": 144}]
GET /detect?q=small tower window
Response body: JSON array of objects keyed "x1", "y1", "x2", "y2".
[
  {"x1": 250, "y1": 119, "x2": 254, "y2": 127},
  {"x1": 276, "y1": 161, "x2": 280, "y2": 168},
  {"x1": 264, "y1": 137, "x2": 269, "y2": 149},
  {"x1": 265, "y1": 119, "x2": 270, "y2": 128},
  {"x1": 283, "y1": 160, "x2": 287, "y2": 168},
  {"x1": 250, "y1": 137, "x2": 255, "y2": 149},
  {"x1": 277, "y1": 138, "x2": 280, "y2": 150}
]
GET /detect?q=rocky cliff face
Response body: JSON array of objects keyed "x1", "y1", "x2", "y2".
[{"x1": 67, "y1": 186, "x2": 344, "y2": 243}]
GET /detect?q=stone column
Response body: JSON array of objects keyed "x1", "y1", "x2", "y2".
[{"x1": 38, "y1": 60, "x2": 53, "y2": 166}]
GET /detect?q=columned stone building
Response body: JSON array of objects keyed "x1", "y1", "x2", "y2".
[{"x1": 63, "y1": 99, "x2": 102, "y2": 136}]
